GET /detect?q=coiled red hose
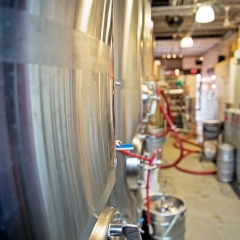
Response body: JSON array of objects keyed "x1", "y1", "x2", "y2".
[
  {"x1": 118, "y1": 87, "x2": 216, "y2": 229},
  {"x1": 156, "y1": 88, "x2": 216, "y2": 175}
]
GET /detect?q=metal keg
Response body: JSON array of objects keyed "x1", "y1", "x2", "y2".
[
  {"x1": 236, "y1": 148, "x2": 240, "y2": 184},
  {"x1": 232, "y1": 110, "x2": 240, "y2": 148},
  {"x1": 217, "y1": 144, "x2": 235, "y2": 183},
  {"x1": 224, "y1": 109, "x2": 235, "y2": 144},
  {"x1": 143, "y1": 193, "x2": 187, "y2": 240},
  {"x1": 203, "y1": 120, "x2": 220, "y2": 140},
  {"x1": 202, "y1": 120, "x2": 221, "y2": 160}
]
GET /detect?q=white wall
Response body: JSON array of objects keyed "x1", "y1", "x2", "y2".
[
  {"x1": 185, "y1": 75, "x2": 196, "y2": 98},
  {"x1": 201, "y1": 32, "x2": 237, "y2": 77},
  {"x1": 231, "y1": 50, "x2": 240, "y2": 108},
  {"x1": 179, "y1": 74, "x2": 196, "y2": 98},
  {"x1": 200, "y1": 32, "x2": 238, "y2": 120},
  {"x1": 215, "y1": 59, "x2": 231, "y2": 103},
  {"x1": 218, "y1": 32, "x2": 238, "y2": 56},
  {"x1": 201, "y1": 46, "x2": 219, "y2": 77}
]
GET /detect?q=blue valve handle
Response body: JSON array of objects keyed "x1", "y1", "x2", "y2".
[{"x1": 116, "y1": 143, "x2": 134, "y2": 150}]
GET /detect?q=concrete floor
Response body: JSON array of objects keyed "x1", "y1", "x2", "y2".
[{"x1": 159, "y1": 135, "x2": 240, "y2": 240}]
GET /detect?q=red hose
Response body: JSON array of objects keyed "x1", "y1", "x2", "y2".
[
  {"x1": 148, "y1": 89, "x2": 172, "y2": 138},
  {"x1": 118, "y1": 149, "x2": 150, "y2": 162},
  {"x1": 172, "y1": 135, "x2": 216, "y2": 175},
  {"x1": 145, "y1": 149, "x2": 160, "y2": 227},
  {"x1": 148, "y1": 127, "x2": 171, "y2": 138},
  {"x1": 119, "y1": 87, "x2": 216, "y2": 230},
  {"x1": 118, "y1": 148, "x2": 160, "y2": 227},
  {"x1": 158, "y1": 88, "x2": 174, "y2": 121},
  {"x1": 155, "y1": 88, "x2": 216, "y2": 175},
  {"x1": 159, "y1": 100, "x2": 184, "y2": 169}
]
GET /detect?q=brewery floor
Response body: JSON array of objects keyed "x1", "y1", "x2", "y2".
[{"x1": 160, "y1": 135, "x2": 240, "y2": 240}]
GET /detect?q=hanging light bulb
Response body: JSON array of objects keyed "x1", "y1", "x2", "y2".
[
  {"x1": 195, "y1": 6, "x2": 215, "y2": 23},
  {"x1": 180, "y1": 36, "x2": 193, "y2": 48}
]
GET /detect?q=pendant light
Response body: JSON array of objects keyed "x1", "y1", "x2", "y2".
[
  {"x1": 195, "y1": 5, "x2": 215, "y2": 23},
  {"x1": 180, "y1": 35, "x2": 193, "y2": 48}
]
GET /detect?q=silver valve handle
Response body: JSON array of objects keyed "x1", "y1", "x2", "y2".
[{"x1": 108, "y1": 223, "x2": 142, "y2": 240}]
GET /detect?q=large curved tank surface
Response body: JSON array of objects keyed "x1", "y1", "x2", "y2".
[
  {"x1": 0, "y1": 1, "x2": 115, "y2": 239},
  {"x1": 108, "y1": 0, "x2": 143, "y2": 224}
]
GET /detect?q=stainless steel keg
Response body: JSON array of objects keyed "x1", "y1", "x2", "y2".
[
  {"x1": 217, "y1": 144, "x2": 235, "y2": 183},
  {"x1": 202, "y1": 120, "x2": 220, "y2": 160},
  {"x1": 236, "y1": 148, "x2": 240, "y2": 184},
  {"x1": 224, "y1": 109, "x2": 235, "y2": 144},
  {"x1": 143, "y1": 193, "x2": 187, "y2": 240},
  {"x1": 232, "y1": 110, "x2": 240, "y2": 148}
]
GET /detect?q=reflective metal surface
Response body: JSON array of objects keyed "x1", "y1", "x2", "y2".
[
  {"x1": 224, "y1": 108, "x2": 235, "y2": 144},
  {"x1": 236, "y1": 148, "x2": 240, "y2": 184},
  {"x1": 108, "y1": 0, "x2": 143, "y2": 223},
  {"x1": 232, "y1": 110, "x2": 240, "y2": 147},
  {"x1": 142, "y1": 0, "x2": 154, "y2": 81},
  {"x1": 109, "y1": 223, "x2": 142, "y2": 240},
  {"x1": 89, "y1": 206, "x2": 142, "y2": 240},
  {"x1": 126, "y1": 158, "x2": 141, "y2": 190},
  {"x1": 202, "y1": 120, "x2": 221, "y2": 161},
  {"x1": 217, "y1": 144, "x2": 235, "y2": 183},
  {"x1": 0, "y1": 1, "x2": 115, "y2": 239},
  {"x1": 143, "y1": 193, "x2": 187, "y2": 240},
  {"x1": 89, "y1": 206, "x2": 119, "y2": 240}
]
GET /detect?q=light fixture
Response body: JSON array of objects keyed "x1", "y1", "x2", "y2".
[
  {"x1": 200, "y1": 56, "x2": 204, "y2": 61},
  {"x1": 195, "y1": 6, "x2": 215, "y2": 23},
  {"x1": 179, "y1": 54, "x2": 183, "y2": 58},
  {"x1": 202, "y1": 77, "x2": 206, "y2": 82},
  {"x1": 202, "y1": 84, "x2": 207, "y2": 89},
  {"x1": 172, "y1": 54, "x2": 177, "y2": 58},
  {"x1": 175, "y1": 69, "x2": 180, "y2": 76},
  {"x1": 167, "y1": 54, "x2": 171, "y2": 59},
  {"x1": 211, "y1": 75, "x2": 216, "y2": 80},
  {"x1": 180, "y1": 36, "x2": 193, "y2": 48},
  {"x1": 211, "y1": 83, "x2": 216, "y2": 89},
  {"x1": 196, "y1": 74, "x2": 201, "y2": 83},
  {"x1": 162, "y1": 54, "x2": 166, "y2": 59},
  {"x1": 155, "y1": 60, "x2": 161, "y2": 65}
]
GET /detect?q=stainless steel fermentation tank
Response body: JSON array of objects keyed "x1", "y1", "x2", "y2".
[
  {"x1": 108, "y1": 0, "x2": 143, "y2": 223},
  {"x1": 0, "y1": 1, "x2": 116, "y2": 239}
]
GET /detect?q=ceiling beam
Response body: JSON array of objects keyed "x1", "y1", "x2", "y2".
[{"x1": 152, "y1": 4, "x2": 240, "y2": 17}]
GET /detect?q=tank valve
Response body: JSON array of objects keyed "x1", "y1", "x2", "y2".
[{"x1": 108, "y1": 223, "x2": 142, "y2": 240}]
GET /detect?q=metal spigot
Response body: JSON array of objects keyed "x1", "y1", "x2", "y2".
[{"x1": 108, "y1": 223, "x2": 142, "y2": 240}]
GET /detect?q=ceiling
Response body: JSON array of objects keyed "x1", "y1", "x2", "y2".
[
  {"x1": 154, "y1": 37, "x2": 221, "y2": 57},
  {"x1": 152, "y1": 0, "x2": 240, "y2": 57}
]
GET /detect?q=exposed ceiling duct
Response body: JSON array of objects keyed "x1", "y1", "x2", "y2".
[
  {"x1": 152, "y1": 0, "x2": 240, "y2": 40},
  {"x1": 151, "y1": 0, "x2": 240, "y2": 57},
  {"x1": 165, "y1": 15, "x2": 184, "y2": 28}
]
